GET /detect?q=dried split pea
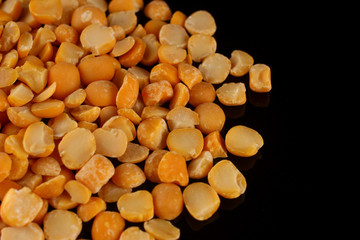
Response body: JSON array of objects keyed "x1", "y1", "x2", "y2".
[
  {"x1": 1, "y1": 222, "x2": 44, "y2": 240},
  {"x1": 249, "y1": 63, "x2": 272, "y2": 93},
  {"x1": 187, "y1": 34, "x2": 217, "y2": 62},
  {"x1": 183, "y1": 182, "x2": 220, "y2": 221},
  {"x1": 43, "y1": 209, "x2": 82, "y2": 240},
  {"x1": 22, "y1": 121, "x2": 55, "y2": 157},
  {"x1": 216, "y1": 82, "x2": 247, "y2": 106},
  {"x1": 85, "y1": 80, "x2": 118, "y2": 107},
  {"x1": 230, "y1": 50, "x2": 254, "y2": 76},
  {"x1": 77, "y1": 196, "x2": 106, "y2": 222},
  {"x1": 75, "y1": 154, "x2": 115, "y2": 194},
  {"x1": 151, "y1": 183, "x2": 183, "y2": 220},
  {"x1": 184, "y1": 10, "x2": 216, "y2": 36},
  {"x1": 208, "y1": 160, "x2": 247, "y2": 199},
  {"x1": 225, "y1": 125, "x2": 264, "y2": 157},
  {"x1": 157, "y1": 151, "x2": 189, "y2": 186},
  {"x1": 199, "y1": 53, "x2": 231, "y2": 84},
  {"x1": 203, "y1": 130, "x2": 228, "y2": 159},
  {"x1": 117, "y1": 190, "x2": 154, "y2": 222},
  {"x1": 98, "y1": 181, "x2": 132, "y2": 203},
  {"x1": 71, "y1": 5, "x2": 107, "y2": 33},
  {"x1": 166, "y1": 106, "x2": 199, "y2": 131},
  {"x1": 194, "y1": 102, "x2": 225, "y2": 134},
  {"x1": 1, "y1": 187, "x2": 43, "y2": 227},
  {"x1": 58, "y1": 127, "x2": 96, "y2": 170},
  {"x1": 33, "y1": 174, "x2": 66, "y2": 199},
  {"x1": 144, "y1": 218, "x2": 180, "y2": 240},
  {"x1": 80, "y1": 24, "x2": 116, "y2": 55},
  {"x1": 137, "y1": 117, "x2": 169, "y2": 150},
  {"x1": 29, "y1": 0, "x2": 63, "y2": 24},
  {"x1": 78, "y1": 55, "x2": 116, "y2": 85},
  {"x1": 64, "y1": 180, "x2": 92, "y2": 204},
  {"x1": 93, "y1": 127, "x2": 128, "y2": 158},
  {"x1": 120, "y1": 226, "x2": 154, "y2": 240},
  {"x1": 91, "y1": 211, "x2": 125, "y2": 240},
  {"x1": 144, "y1": 0, "x2": 172, "y2": 21},
  {"x1": 0, "y1": 152, "x2": 12, "y2": 182},
  {"x1": 187, "y1": 151, "x2": 213, "y2": 179},
  {"x1": 48, "y1": 61, "x2": 81, "y2": 100},
  {"x1": 112, "y1": 163, "x2": 146, "y2": 189}
]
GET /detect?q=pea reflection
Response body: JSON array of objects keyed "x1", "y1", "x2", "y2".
[
  {"x1": 248, "y1": 91, "x2": 271, "y2": 108},
  {"x1": 184, "y1": 207, "x2": 219, "y2": 232}
]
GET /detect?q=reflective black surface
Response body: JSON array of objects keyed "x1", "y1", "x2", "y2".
[
  {"x1": 79, "y1": 1, "x2": 290, "y2": 239},
  {"x1": 164, "y1": 1, "x2": 290, "y2": 239}
]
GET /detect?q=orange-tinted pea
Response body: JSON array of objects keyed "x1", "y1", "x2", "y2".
[
  {"x1": 115, "y1": 72, "x2": 139, "y2": 109},
  {"x1": 30, "y1": 99, "x2": 65, "y2": 118},
  {"x1": 170, "y1": 10, "x2": 187, "y2": 26},
  {"x1": 63, "y1": 88, "x2": 86, "y2": 109},
  {"x1": 143, "y1": 19, "x2": 166, "y2": 39},
  {"x1": 29, "y1": 0, "x2": 63, "y2": 24},
  {"x1": 151, "y1": 183, "x2": 183, "y2": 220},
  {"x1": 75, "y1": 154, "x2": 115, "y2": 194},
  {"x1": 92, "y1": 211, "x2": 126, "y2": 240},
  {"x1": 144, "y1": 0, "x2": 171, "y2": 21},
  {"x1": 85, "y1": 80, "x2": 118, "y2": 107},
  {"x1": 208, "y1": 159, "x2": 247, "y2": 199},
  {"x1": 166, "y1": 128, "x2": 204, "y2": 161},
  {"x1": 143, "y1": 218, "x2": 180, "y2": 240},
  {"x1": 48, "y1": 62, "x2": 81, "y2": 100},
  {"x1": 98, "y1": 181, "x2": 132, "y2": 203},
  {"x1": 188, "y1": 81, "x2": 216, "y2": 107},
  {"x1": 249, "y1": 63, "x2": 272, "y2": 93},
  {"x1": 93, "y1": 127, "x2": 128, "y2": 158},
  {"x1": 30, "y1": 156, "x2": 61, "y2": 176},
  {"x1": 194, "y1": 102, "x2": 225, "y2": 134},
  {"x1": 16, "y1": 60, "x2": 47, "y2": 94},
  {"x1": 1, "y1": 222, "x2": 44, "y2": 240},
  {"x1": 157, "y1": 151, "x2": 189, "y2": 187},
  {"x1": 137, "y1": 117, "x2": 168, "y2": 151},
  {"x1": 54, "y1": 23, "x2": 79, "y2": 44},
  {"x1": 58, "y1": 127, "x2": 96, "y2": 170},
  {"x1": 225, "y1": 125, "x2": 264, "y2": 157},
  {"x1": 178, "y1": 62, "x2": 203, "y2": 89},
  {"x1": 118, "y1": 36, "x2": 146, "y2": 68},
  {"x1": 203, "y1": 130, "x2": 228, "y2": 159},
  {"x1": 141, "y1": 80, "x2": 173, "y2": 106},
  {"x1": 70, "y1": 105, "x2": 101, "y2": 123},
  {"x1": 1, "y1": 187, "x2": 43, "y2": 227},
  {"x1": 0, "y1": 152, "x2": 12, "y2": 182},
  {"x1": 64, "y1": 180, "x2": 91, "y2": 204},
  {"x1": 33, "y1": 175, "x2": 66, "y2": 199},
  {"x1": 144, "y1": 150, "x2": 168, "y2": 183},
  {"x1": 78, "y1": 55, "x2": 116, "y2": 85},
  {"x1": 44, "y1": 209, "x2": 82, "y2": 240},
  {"x1": 102, "y1": 115, "x2": 136, "y2": 141},
  {"x1": 77, "y1": 196, "x2": 107, "y2": 222},
  {"x1": 183, "y1": 182, "x2": 220, "y2": 221},
  {"x1": 187, "y1": 151, "x2": 213, "y2": 179},
  {"x1": 112, "y1": 163, "x2": 146, "y2": 189},
  {"x1": 149, "y1": 63, "x2": 179, "y2": 87},
  {"x1": 117, "y1": 190, "x2": 154, "y2": 222},
  {"x1": 80, "y1": 24, "x2": 116, "y2": 55},
  {"x1": 23, "y1": 121, "x2": 55, "y2": 158},
  {"x1": 71, "y1": 5, "x2": 107, "y2": 32}
]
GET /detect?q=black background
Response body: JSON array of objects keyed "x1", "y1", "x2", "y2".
[
  {"x1": 154, "y1": 1, "x2": 291, "y2": 239},
  {"x1": 83, "y1": 1, "x2": 291, "y2": 239}
]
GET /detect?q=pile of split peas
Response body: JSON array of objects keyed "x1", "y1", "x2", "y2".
[{"x1": 0, "y1": 0, "x2": 272, "y2": 239}]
